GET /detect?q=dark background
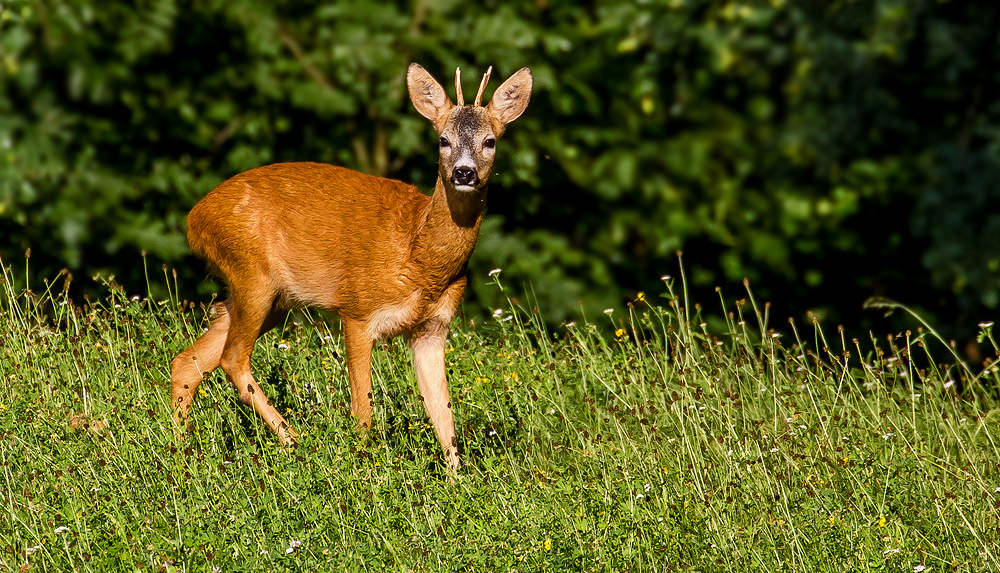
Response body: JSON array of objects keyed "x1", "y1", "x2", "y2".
[{"x1": 2, "y1": 0, "x2": 998, "y2": 359}]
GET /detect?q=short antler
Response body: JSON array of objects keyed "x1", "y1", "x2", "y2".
[
  {"x1": 474, "y1": 66, "x2": 492, "y2": 107},
  {"x1": 454, "y1": 67, "x2": 464, "y2": 107}
]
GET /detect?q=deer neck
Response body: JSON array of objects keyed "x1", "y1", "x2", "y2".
[{"x1": 410, "y1": 178, "x2": 486, "y2": 282}]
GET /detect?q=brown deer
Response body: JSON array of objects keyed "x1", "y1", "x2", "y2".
[{"x1": 170, "y1": 64, "x2": 532, "y2": 470}]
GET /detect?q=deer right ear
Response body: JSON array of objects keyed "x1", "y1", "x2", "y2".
[
  {"x1": 486, "y1": 67, "x2": 532, "y2": 130},
  {"x1": 407, "y1": 64, "x2": 453, "y2": 125}
]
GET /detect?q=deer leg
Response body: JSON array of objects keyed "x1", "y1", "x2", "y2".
[
  {"x1": 219, "y1": 289, "x2": 296, "y2": 445},
  {"x1": 343, "y1": 318, "x2": 375, "y2": 429},
  {"x1": 171, "y1": 300, "x2": 232, "y2": 429},
  {"x1": 409, "y1": 322, "x2": 459, "y2": 470}
]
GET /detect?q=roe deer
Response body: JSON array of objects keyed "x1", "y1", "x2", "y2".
[{"x1": 170, "y1": 64, "x2": 532, "y2": 470}]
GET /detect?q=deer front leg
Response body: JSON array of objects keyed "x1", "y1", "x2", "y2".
[
  {"x1": 409, "y1": 322, "x2": 459, "y2": 470},
  {"x1": 343, "y1": 318, "x2": 375, "y2": 429}
]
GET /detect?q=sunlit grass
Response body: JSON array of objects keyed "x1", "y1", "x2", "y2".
[{"x1": 1, "y1": 257, "x2": 998, "y2": 572}]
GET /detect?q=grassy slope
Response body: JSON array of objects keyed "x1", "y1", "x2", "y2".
[{"x1": 1, "y1": 265, "x2": 998, "y2": 572}]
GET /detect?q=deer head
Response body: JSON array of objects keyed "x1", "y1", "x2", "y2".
[{"x1": 407, "y1": 63, "x2": 532, "y2": 192}]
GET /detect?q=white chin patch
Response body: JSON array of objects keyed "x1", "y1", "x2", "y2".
[{"x1": 453, "y1": 184, "x2": 477, "y2": 192}]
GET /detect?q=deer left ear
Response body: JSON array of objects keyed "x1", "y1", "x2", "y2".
[
  {"x1": 408, "y1": 63, "x2": 454, "y2": 124},
  {"x1": 486, "y1": 68, "x2": 532, "y2": 131}
]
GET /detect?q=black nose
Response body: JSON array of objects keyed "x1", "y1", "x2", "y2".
[{"x1": 452, "y1": 167, "x2": 478, "y2": 187}]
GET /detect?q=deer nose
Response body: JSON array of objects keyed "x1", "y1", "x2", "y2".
[{"x1": 451, "y1": 167, "x2": 478, "y2": 187}]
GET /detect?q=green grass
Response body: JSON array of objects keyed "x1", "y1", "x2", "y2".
[{"x1": 1, "y1": 259, "x2": 999, "y2": 572}]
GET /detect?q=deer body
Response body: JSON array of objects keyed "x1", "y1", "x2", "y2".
[
  {"x1": 187, "y1": 164, "x2": 478, "y2": 331},
  {"x1": 170, "y1": 64, "x2": 531, "y2": 470}
]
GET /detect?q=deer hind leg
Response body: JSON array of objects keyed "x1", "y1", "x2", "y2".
[
  {"x1": 343, "y1": 318, "x2": 375, "y2": 429},
  {"x1": 171, "y1": 300, "x2": 232, "y2": 429},
  {"x1": 219, "y1": 286, "x2": 296, "y2": 445},
  {"x1": 409, "y1": 322, "x2": 459, "y2": 471}
]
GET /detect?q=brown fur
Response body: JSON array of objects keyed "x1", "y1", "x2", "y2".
[{"x1": 170, "y1": 64, "x2": 532, "y2": 470}]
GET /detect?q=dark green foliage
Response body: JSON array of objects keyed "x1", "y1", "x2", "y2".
[{"x1": 1, "y1": 0, "x2": 998, "y2": 338}]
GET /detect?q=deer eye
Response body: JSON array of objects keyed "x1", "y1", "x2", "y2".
[
  {"x1": 483, "y1": 138, "x2": 496, "y2": 149},
  {"x1": 439, "y1": 137, "x2": 451, "y2": 148}
]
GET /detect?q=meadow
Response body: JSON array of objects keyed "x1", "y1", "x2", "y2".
[{"x1": 1, "y1": 258, "x2": 998, "y2": 572}]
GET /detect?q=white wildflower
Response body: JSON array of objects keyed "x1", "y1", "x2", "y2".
[
  {"x1": 54, "y1": 526, "x2": 70, "y2": 534},
  {"x1": 488, "y1": 268, "x2": 502, "y2": 277}
]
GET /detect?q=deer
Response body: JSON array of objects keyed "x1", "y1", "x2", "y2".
[{"x1": 169, "y1": 63, "x2": 532, "y2": 471}]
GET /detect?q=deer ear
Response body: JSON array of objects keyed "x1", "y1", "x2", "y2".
[
  {"x1": 486, "y1": 67, "x2": 532, "y2": 128},
  {"x1": 407, "y1": 63, "x2": 453, "y2": 123}
]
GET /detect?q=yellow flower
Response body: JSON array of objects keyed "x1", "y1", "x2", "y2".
[
  {"x1": 198, "y1": 387, "x2": 207, "y2": 397},
  {"x1": 543, "y1": 539, "x2": 551, "y2": 551},
  {"x1": 878, "y1": 516, "x2": 887, "y2": 528},
  {"x1": 828, "y1": 516, "x2": 835, "y2": 526},
  {"x1": 615, "y1": 328, "x2": 626, "y2": 338},
  {"x1": 637, "y1": 291, "x2": 646, "y2": 302}
]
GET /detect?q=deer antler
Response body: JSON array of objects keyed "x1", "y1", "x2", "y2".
[
  {"x1": 474, "y1": 66, "x2": 492, "y2": 107},
  {"x1": 454, "y1": 67, "x2": 464, "y2": 107}
]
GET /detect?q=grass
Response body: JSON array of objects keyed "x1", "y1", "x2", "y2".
[{"x1": 1, "y1": 258, "x2": 999, "y2": 572}]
